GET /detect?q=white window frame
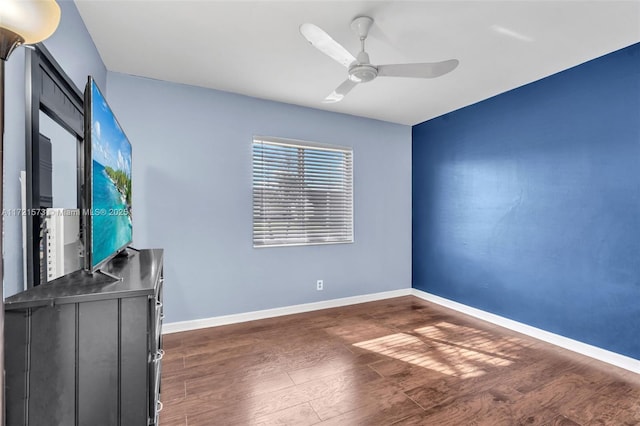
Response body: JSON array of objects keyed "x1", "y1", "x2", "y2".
[{"x1": 252, "y1": 136, "x2": 354, "y2": 248}]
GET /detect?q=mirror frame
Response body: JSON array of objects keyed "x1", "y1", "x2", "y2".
[{"x1": 25, "y1": 45, "x2": 84, "y2": 287}]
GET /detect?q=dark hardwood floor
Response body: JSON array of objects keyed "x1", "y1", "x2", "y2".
[{"x1": 160, "y1": 296, "x2": 640, "y2": 425}]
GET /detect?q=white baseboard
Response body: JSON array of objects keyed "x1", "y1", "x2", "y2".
[
  {"x1": 412, "y1": 289, "x2": 640, "y2": 375},
  {"x1": 162, "y1": 288, "x2": 412, "y2": 334}
]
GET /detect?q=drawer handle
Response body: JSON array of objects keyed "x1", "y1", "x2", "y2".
[
  {"x1": 157, "y1": 400, "x2": 163, "y2": 413},
  {"x1": 155, "y1": 349, "x2": 165, "y2": 361}
]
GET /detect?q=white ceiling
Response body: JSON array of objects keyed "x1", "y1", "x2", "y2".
[{"x1": 74, "y1": 1, "x2": 640, "y2": 126}]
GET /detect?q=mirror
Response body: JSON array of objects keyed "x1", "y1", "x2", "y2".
[{"x1": 40, "y1": 111, "x2": 78, "y2": 209}]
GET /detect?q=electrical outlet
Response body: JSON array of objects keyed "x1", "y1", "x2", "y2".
[{"x1": 316, "y1": 280, "x2": 324, "y2": 291}]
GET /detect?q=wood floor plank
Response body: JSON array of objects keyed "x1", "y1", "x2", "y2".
[
  {"x1": 308, "y1": 374, "x2": 418, "y2": 421},
  {"x1": 165, "y1": 349, "x2": 285, "y2": 382},
  {"x1": 186, "y1": 370, "x2": 294, "y2": 403},
  {"x1": 514, "y1": 407, "x2": 576, "y2": 426},
  {"x1": 287, "y1": 351, "x2": 383, "y2": 385},
  {"x1": 161, "y1": 348, "x2": 185, "y2": 374},
  {"x1": 185, "y1": 365, "x2": 381, "y2": 424},
  {"x1": 159, "y1": 296, "x2": 640, "y2": 426},
  {"x1": 314, "y1": 389, "x2": 423, "y2": 426},
  {"x1": 369, "y1": 357, "x2": 451, "y2": 392},
  {"x1": 559, "y1": 379, "x2": 640, "y2": 425},
  {"x1": 161, "y1": 375, "x2": 186, "y2": 402},
  {"x1": 254, "y1": 402, "x2": 321, "y2": 426},
  {"x1": 157, "y1": 397, "x2": 190, "y2": 426},
  {"x1": 548, "y1": 415, "x2": 582, "y2": 426},
  {"x1": 183, "y1": 340, "x2": 265, "y2": 368},
  {"x1": 323, "y1": 318, "x2": 398, "y2": 344},
  {"x1": 162, "y1": 332, "x2": 183, "y2": 350},
  {"x1": 394, "y1": 391, "x2": 518, "y2": 426}
]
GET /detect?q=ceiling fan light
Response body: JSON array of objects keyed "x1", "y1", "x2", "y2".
[{"x1": 0, "y1": 0, "x2": 60, "y2": 45}]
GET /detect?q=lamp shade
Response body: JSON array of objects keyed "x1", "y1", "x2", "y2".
[{"x1": 0, "y1": 0, "x2": 60, "y2": 44}]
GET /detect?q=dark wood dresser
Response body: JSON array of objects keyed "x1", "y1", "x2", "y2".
[{"x1": 4, "y1": 248, "x2": 164, "y2": 426}]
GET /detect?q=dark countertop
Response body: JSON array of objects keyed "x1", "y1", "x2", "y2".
[{"x1": 5, "y1": 248, "x2": 164, "y2": 310}]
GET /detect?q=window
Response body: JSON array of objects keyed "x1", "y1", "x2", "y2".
[{"x1": 252, "y1": 137, "x2": 353, "y2": 247}]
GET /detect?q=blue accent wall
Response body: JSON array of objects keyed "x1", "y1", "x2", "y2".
[{"x1": 412, "y1": 43, "x2": 640, "y2": 359}]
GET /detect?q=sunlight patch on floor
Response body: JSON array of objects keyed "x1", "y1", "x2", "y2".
[
  {"x1": 415, "y1": 322, "x2": 529, "y2": 361},
  {"x1": 354, "y1": 322, "x2": 522, "y2": 378}
]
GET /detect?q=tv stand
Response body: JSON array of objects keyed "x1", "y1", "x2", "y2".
[
  {"x1": 119, "y1": 246, "x2": 139, "y2": 256},
  {"x1": 4, "y1": 249, "x2": 164, "y2": 426},
  {"x1": 94, "y1": 268, "x2": 123, "y2": 282}
]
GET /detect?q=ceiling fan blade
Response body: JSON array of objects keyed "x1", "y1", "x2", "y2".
[
  {"x1": 377, "y1": 59, "x2": 459, "y2": 79},
  {"x1": 323, "y1": 79, "x2": 358, "y2": 103},
  {"x1": 300, "y1": 23, "x2": 356, "y2": 68}
]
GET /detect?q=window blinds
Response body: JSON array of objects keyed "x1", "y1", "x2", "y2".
[{"x1": 252, "y1": 137, "x2": 353, "y2": 247}]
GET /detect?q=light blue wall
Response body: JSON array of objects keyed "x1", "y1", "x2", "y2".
[
  {"x1": 106, "y1": 72, "x2": 412, "y2": 323},
  {"x1": 3, "y1": 0, "x2": 410, "y2": 318},
  {"x1": 3, "y1": 0, "x2": 106, "y2": 296},
  {"x1": 41, "y1": 0, "x2": 107, "y2": 91}
]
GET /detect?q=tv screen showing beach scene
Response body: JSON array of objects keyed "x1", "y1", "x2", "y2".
[{"x1": 88, "y1": 78, "x2": 132, "y2": 270}]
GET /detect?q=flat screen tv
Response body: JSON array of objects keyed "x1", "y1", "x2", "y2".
[{"x1": 83, "y1": 76, "x2": 132, "y2": 273}]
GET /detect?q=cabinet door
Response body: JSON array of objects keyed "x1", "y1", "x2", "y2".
[
  {"x1": 78, "y1": 300, "x2": 119, "y2": 426},
  {"x1": 5, "y1": 310, "x2": 29, "y2": 426},
  {"x1": 29, "y1": 305, "x2": 76, "y2": 426},
  {"x1": 121, "y1": 296, "x2": 149, "y2": 424}
]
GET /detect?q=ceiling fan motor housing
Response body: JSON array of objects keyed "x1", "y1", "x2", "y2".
[
  {"x1": 349, "y1": 63, "x2": 377, "y2": 83},
  {"x1": 349, "y1": 50, "x2": 377, "y2": 82}
]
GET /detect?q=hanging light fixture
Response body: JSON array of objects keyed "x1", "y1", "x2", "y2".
[
  {"x1": 0, "y1": 0, "x2": 61, "y2": 59},
  {"x1": 0, "y1": 1, "x2": 61, "y2": 423}
]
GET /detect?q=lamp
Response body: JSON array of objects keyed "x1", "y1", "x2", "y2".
[{"x1": 0, "y1": 0, "x2": 60, "y2": 423}]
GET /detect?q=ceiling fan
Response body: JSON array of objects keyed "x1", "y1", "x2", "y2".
[{"x1": 300, "y1": 16, "x2": 459, "y2": 103}]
